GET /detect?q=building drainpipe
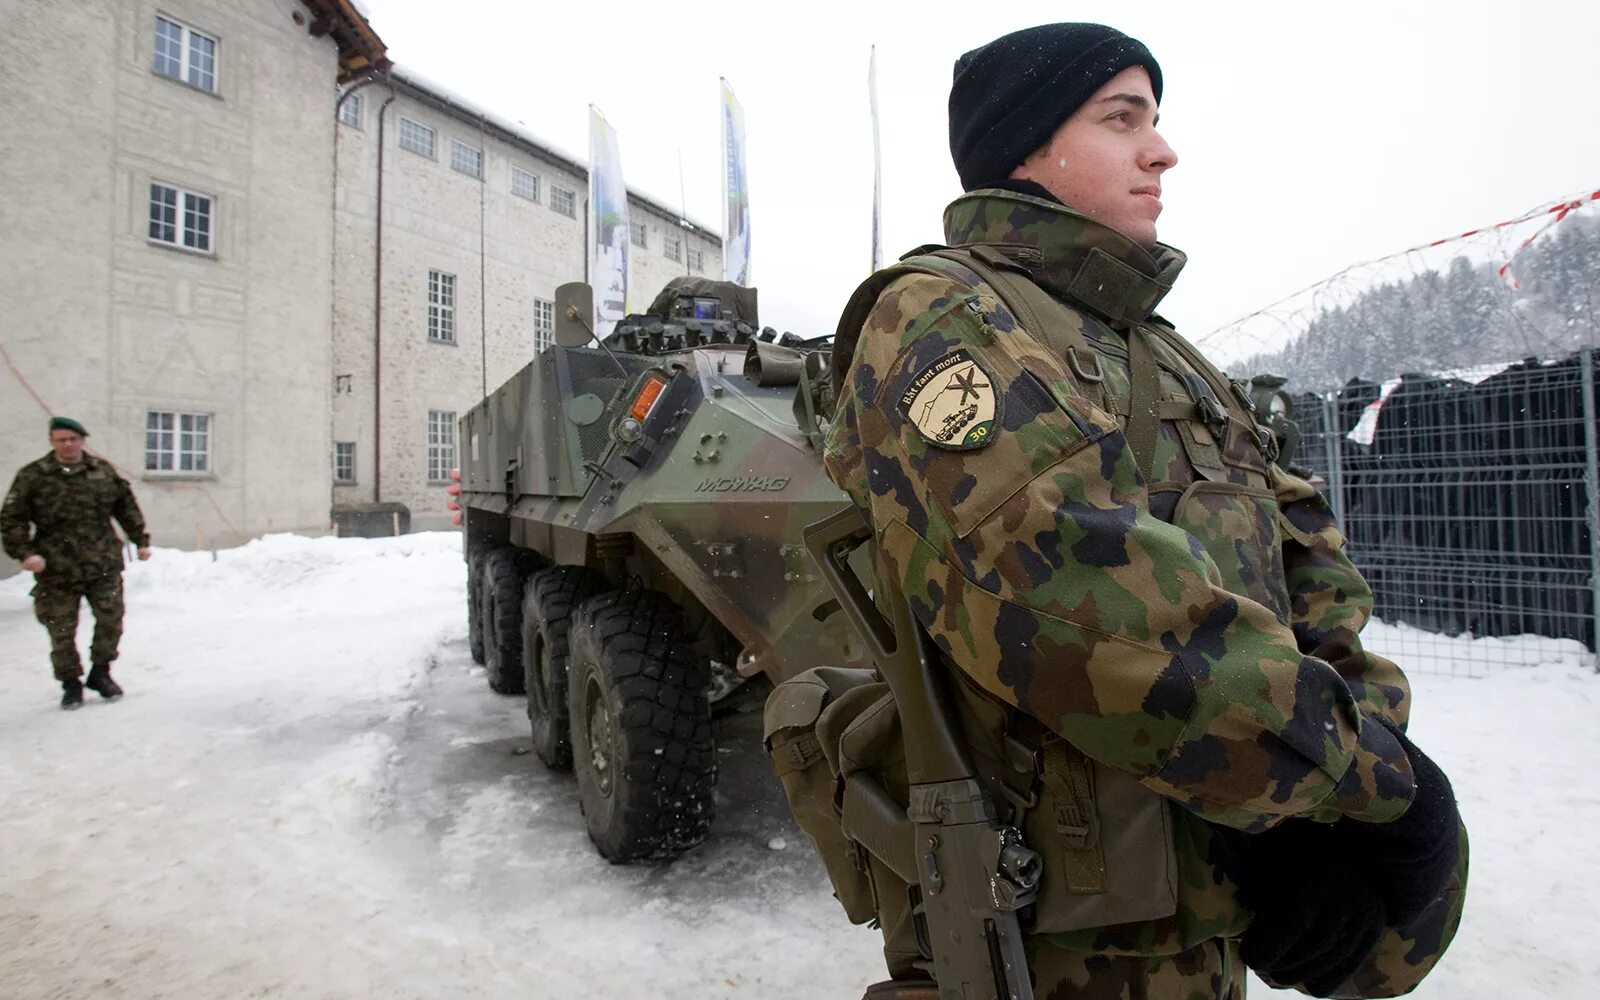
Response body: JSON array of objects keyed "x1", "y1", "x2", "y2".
[
  {"x1": 479, "y1": 115, "x2": 488, "y2": 400},
  {"x1": 334, "y1": 75, "x2": 382, "y2": 511},
  {"x1": 373, "y1": 86, "x2": 396, "y2": 504}
]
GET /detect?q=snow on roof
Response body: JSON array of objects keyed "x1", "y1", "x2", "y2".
[
  {"x1": 389, "y1": 64, "x2": 721, "y2": 241},
  {"x1": 1344, "y1": 356, "x2": 1559, "y2": 446},
  {"x1": 1429, "y1": 358, "x2": 1558, "y2": 385}
]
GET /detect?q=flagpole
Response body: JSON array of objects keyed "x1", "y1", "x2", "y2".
[
  {"x1": 719, "y1": 77, "x2": 729, "y2": 282},
  {"x1": 869, "y1": 45, "x2": 883, "y2": 274},
  {"x1": 677, "y1": 146, "x2": 691, "y2": 277}
]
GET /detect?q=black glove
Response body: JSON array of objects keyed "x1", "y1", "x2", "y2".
[
  {"x1": 1229, "y1": 718, "x2": 1462, "y2": 996},
  {"x1": 1359, "y1": 717, "x2": 1462, "y2": 923},
  {"x1": 1232, "y1": 819, "x2": 1389, "y2": 996}
]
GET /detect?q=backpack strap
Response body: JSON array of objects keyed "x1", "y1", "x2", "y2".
[
  {"x1": 832, "y1": 246, "x2": 1250, "y2": 477},
  {"x1": 1124, "y1": 327, "x2": 1165, "y2": 485},
  {"x1": 1143, "y1": 322, "x2": 1272, "y2": 460},
  {"x1": 924, "y1": 246, "x2": 1112, "y2": 415},
  {"x1": 832, "y1": 244, "x2": 1112, "y2": 411},
  {"x1": 833, "y1": 245, "x2": 1163, "y2": 472},
  {"x1": 830, "y1": 254, "x2": 959, "y2": 398}
]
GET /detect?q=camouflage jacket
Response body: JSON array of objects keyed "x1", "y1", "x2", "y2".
[
  {"x1": 824, "y1": 190, "x2": 1419, "y2": 953},
  {"x1": 2, "y1": 452, "x2": 149, "y2": 582}
]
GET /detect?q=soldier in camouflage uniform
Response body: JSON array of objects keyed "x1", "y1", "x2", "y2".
[
  {"x1": 821, "y1": 24, "x2": 1465, "y2": 1000},
  {"x1": 2, "y1": 417, "x2": 151, "y2": 709}
]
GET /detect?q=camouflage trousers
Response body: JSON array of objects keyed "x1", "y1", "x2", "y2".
[
  {"x1": 875, "y1": 868, "x2": 1243, "y2": 999},
  {"x1": 31, "y1": 574, "x2": 124, "y2": 682},
  {"x1": 1027, "y1": 939, "x2": 1245, "y2": 1000}
]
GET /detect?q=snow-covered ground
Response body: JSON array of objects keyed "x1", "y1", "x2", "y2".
[{"x1": 1, "y1": 533, "x2": 1595, "y2": 999}]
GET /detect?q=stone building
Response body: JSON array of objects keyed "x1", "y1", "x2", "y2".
[
  {"x1": 330, "y1": 68, "x2": 723, "y2": 528},
  {"x1": 0, "y1": 0, "x2": 385, "y2": 566},
  {"x1": 1, "y1": 0, "x2": 725, "y2": 572}
]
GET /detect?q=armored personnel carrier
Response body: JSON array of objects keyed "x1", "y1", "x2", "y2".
[
  {"x1": 457, "y1": 277, "x2": 865, "y2": 863},
  {"x1": 457, "y1": 277, "x2": 1308, "y2": 866}
]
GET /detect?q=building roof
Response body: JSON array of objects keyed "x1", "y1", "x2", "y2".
[
  {"x1": 300, "y1": 0, "x2": 391, "y2": 83},
  {"x1": 387, "y1": 65, "x2": 722, "y2": 243}
]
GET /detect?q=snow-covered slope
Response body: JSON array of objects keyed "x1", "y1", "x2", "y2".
[{"x1": 0, "y1": 534, "x2": 1594, "y2": 998}]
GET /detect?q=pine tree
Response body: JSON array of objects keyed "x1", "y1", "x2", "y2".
[{"x1": 1229, "y1": 214, "x2": 1600, "y2": 391}]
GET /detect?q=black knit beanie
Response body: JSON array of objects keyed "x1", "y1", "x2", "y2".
[{"x1": 949, "y1": 23, "x2": 1163, "y2": 192}]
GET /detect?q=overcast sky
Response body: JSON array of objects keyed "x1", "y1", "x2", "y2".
[{"x1": 357, "y1": 0, "x2": 1600, "y2": 364}]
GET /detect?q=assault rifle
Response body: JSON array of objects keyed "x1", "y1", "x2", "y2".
[{"x1": 805, "y1": 506, "x2": 1041, "y2": 1000}]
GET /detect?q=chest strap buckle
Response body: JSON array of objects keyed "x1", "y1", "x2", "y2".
[
  {"x1": 1196, "y1": 394, "x2": 1230, "y2": 434},
  {"x1": 1066, "y1": 346, "x2": 1104, "y2": 384},
  {"x1": 1231, "y1": 379, "x2": 1259, "y2": 415},
  {"x1": 1258, "y1": 426, "x2": 1281, "y2": 464}
]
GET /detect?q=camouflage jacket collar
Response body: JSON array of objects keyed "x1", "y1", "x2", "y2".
[
  {"x1": 942, "y1": 189, "x2": 1186, "y2": 326},
  {"x1": 34, "y1": 452, "x2": 101, "y2": 475}
]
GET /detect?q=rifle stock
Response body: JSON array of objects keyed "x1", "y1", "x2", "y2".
[{"x1": 805, "y1": 507, "x2": 1041, "y2": 1000}]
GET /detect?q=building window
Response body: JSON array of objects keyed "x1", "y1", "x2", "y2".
[
  {"x1": 629, "y1": 221, "x2": 648, "y2": 249},
  {"x1": 427, "y1": 270, "x2": 455, "y2": 343},
  {"x1": 399, "y1": 117, "x2": 435, "y2": 158},
  {"x1": 153, "y1": 16, "x2": 217, "y2": 93},
  {"x1": 663, "y1": 234, "x2": 682, "y2": 262},
  {"x1": 511, "y1": 167, "x2": 540, "y2": 202},
  {"x1": 550, "y1": 186, "x2": 576, "y2": 218},
  {"x1": 450, "y1": 139, "x2": 483, "y2": 178},
  {"x1": 333, "y1": 442, "x2": 356, "y2": 483},
  {"x1": 148, "y1": 183, "x2": 213, "y2": 253},
  {"x1": 427, "y1": 411, "x2": 456, "y2": 483},
  {"x1": 338, "y1": 92, "x2": 361, "y2": 128},
  {"x1": 687, "y1": 248, "x2": 704, "y2": 272},
  {"x1": 534, "y1": 298, "x2": 554, "y2": 352},
  {"x1": 145, "y1": 411, "x2": 211, "y2": 474}
]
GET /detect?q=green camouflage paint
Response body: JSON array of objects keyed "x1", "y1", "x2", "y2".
[
  {"x1": 456, "y1": 279, "x2": 868, "y2": 686},
  {"x1": 4, "y1": 452, "x2": 147, "y2": 680},
  {"x1": 823, "y1": 189, "x2": 1459, "y2": 994}
]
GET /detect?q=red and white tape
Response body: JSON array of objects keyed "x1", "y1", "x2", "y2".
[{"x1": 1204, "y1": 187, "x2": 1600, "y2": 341}]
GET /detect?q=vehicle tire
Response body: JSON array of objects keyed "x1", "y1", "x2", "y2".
[
  {"x1": 521, "y1": 564, "x2": 607, "y2": 771},
  {"x1": 467, "y1": 547, "x2": 489, "y2": 665},
  {"x1": 480, "y1": 548, "x2": 532, "y2": 694},
  {"x1": 568, "y1": 590, "x2": 716, "y2": 863}
]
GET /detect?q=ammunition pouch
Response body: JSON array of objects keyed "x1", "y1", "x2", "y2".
[
  {"x1": 764, "y1": 665, "x2": 886, "y2": 925},
  {"x1": 949, "y1": 673, "x2": 1179, "y2": 933},
  {"x1": 1010, "y1": 744, "x2": 1179, "y2": 931},
  {"x1": 766, "y1": 665, "x2": 1179, "y2": 945}
]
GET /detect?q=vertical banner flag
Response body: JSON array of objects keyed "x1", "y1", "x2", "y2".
[
  {"x1": 869, "y1": 46, "x2": 883, "y2": 273},
  {"x1": 588, "y1": 106, "x2": 630, "y2": 338},
  {"x1": 721, "y1": 79, "x2": 752, "y2": 286}
]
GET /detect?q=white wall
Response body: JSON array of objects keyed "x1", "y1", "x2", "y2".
[
  {"x1": 0, "y1": 0, "x2": 341, "y2": 571},
  {"x1": 332, "y1": 80, "x2": 724, "y2": 528},
  {"x1": 0, "y1": 1, "x2": 729, "y2": 570}
]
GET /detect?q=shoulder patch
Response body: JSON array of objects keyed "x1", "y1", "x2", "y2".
[{"x1": 897, "y1": 348, "x2": 999, "y2": 450}]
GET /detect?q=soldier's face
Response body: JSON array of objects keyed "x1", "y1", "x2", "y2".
[
  {"x1": 1009, "y1": 66, "x2": 1177, "y2": 248},
  {"x1": 50, "y1": 430, "x2": 84, "y2": 464}
]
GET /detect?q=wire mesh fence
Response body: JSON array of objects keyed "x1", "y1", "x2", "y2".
[{"x1": 1290, "y1": 348, "x2": 1600, "y2": 677}]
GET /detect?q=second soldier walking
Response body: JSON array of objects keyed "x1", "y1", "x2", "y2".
[{"x1": 2, "y1": 417, "x2": 151, "y2": 709}]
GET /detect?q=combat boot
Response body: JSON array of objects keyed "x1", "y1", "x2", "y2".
[
  {"x1": 61, "y1": 680, "x2": 84, "y2": 710},
  {"x1": 860, "y1": 981, "x2": 939, "y2": 1000},
  {"x1": 85, "y1": 664, "x2": 123, "y2": 701}
]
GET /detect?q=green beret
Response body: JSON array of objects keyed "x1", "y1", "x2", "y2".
[{"x1": 49, "y1": 416, "x2": 89, "y2": 437}]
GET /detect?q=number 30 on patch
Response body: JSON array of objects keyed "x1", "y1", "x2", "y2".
[{"x1": 897, "y1": 348, "x2": 998, "y2": 450}]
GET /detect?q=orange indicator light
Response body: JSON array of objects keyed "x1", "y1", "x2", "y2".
[{"x1": 630, "y1": 376, "x2": 667, "y2": 421}]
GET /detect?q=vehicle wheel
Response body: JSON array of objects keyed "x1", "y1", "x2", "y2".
[
  {"x1": 521, "y1": 564, "x2": 607, "y2": 771},
  {"x1": 467, "y1": 547, "x2": 489, "y2": 665},
  {"x1": 568, "y1": 590, "x2": 716, "y2": 862},
  {"x1": 480, "y1": 548, "x2": 532, "y2": 694}
]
